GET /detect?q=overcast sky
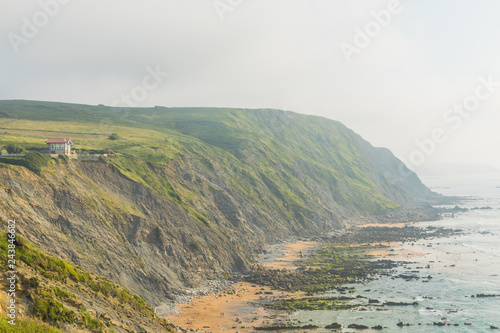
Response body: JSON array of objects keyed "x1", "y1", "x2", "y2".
[{"x1": 2, "y1": 0, "x2": 500, "y2": 172}]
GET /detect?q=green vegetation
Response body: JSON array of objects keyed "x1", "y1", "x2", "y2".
[
  {"x1": 246, "y1": 244, "x2": 390, "y2": 294},
  {"x1": 81, "y1": 311, "x2": 102, "y2": 330},
  {"x1": 255, "y1": 324, "x2": 319, "y2": 330},
  {"x1": 5, "y1": 143, "x2": 23, "y2": 154},
  {"x1": 24, "y1": 152, "x2": 51, "y2": 173},
  {"x1": 0, "y1": 101, "x2": 436, "y2": 332},
  {"x1": 189, "y1": 241, "x2": 201, "y2": 252},
  {"x1": 0, "y1": 231, "x2": 174, "y2": 332},
  {"x1": 33, "y1": 298, "x2": 75, "y2": 325},
  {"x1": 252, "y1": 226, "x2": 462, "y2": 310},
  {"x1": 0, "y1": 100, "x2": 424, "y2": 242},
  {"x1": 268, "y1": 296, "x2": 358, "y2": 311},
  {"x1": 0, "y1": 152, "x2": 51, "y2": 174},
  {"x1": 109, "y1": 133, "x2": 120, "y2": 140},
  {"x1": 0, "y1": 315, "x2": 62, "y2": 333}
]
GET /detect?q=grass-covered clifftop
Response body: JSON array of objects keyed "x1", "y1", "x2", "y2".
[
  {"x1": 0, "y1": 100, "x2": 439, "y2": 308},
  {"x1": 0, "y1": 100, "x2": 436, "y2": 216},
  {"x1": 0, "y1": 230, "x2": 174, "y2": 332}
]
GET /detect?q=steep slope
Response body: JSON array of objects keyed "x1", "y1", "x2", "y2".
[
  {"x1": 0, "y1": 230, "x2": 174, "y2": 332},
  {"x1": 0, "y1": 101, "x2": 440, "y2": 307}
]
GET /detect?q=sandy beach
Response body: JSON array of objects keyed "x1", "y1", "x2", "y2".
[
  {"x1": 167, "y1": 241, "x2": 316, "y2": 332},
  {"x1": 167, "y1": 282, "x2": 295, "y2": 332},
  {"x1": 167, "y1": 225, "x2": 422, "y2": 332},
  {"x1": 357, "y1": 222, "x2": 411, "y2": 228},
  {"x1": 260, "y1": 240, "x2": 317, "y2": 270},
  {"x1": 367, "y1": 245, "x2": 426, "y2": 258}
]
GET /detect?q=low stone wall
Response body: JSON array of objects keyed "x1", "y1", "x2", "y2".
[
  {"x1": 77, "y1": 154, "x2": 107, "y2": 161},
  {"x1": 47, "y1": 153, "x2": 78, "y2": 159},
  {"x1": 1, "y1": 153, "x2": 106, "y2": 161},
  {"x1": 0, "y1": 154, "x2": 26, "y2": 158}
]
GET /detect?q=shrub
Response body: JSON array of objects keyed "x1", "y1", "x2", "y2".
[
  {"x1": 82, "y1": 311, "x2": 103, "y2": 330},
  {"x1": 189, "y1": 241, "x2": 200, "y2": 252},
  {"x1": 58, "y1": 154, "x2": 69, "y2": 164},
  {"x1": 0, "y1": 152, "x2": 50, "y2": 174},
  {"x1": 109, "y1": 133, "x2": 120, "y2": 140},
  {"x1": 25, "y1": 152, "x2": 50, "y2": 174},
  {"x1": 52, "y1": 287, "x2": 75, "y2": 300},
  {"x1": 29, "y1": 277, "x2": 40, "y2": 288},
  {"x1": 34, "y1": 297, "x2": 75, "y2": 325},
  {"x1": 5, "y1": 144, "x2": 23, "y2": 154}
]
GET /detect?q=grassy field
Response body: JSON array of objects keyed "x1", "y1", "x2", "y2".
[{"x1": 0, "y1": 100, "x2": 402, "y2": 227}]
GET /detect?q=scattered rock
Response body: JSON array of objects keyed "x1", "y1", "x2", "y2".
[
  {"x1": 433, "y1": 322, "x2": 446, "y2": 326},
  {"x1": 325, "y1": 323, "x2": 342, "y2": 329},
  {"x1": 384, "y1": 301, "x2": 418, "y2": 306},
  {"x1": 348, "y1": 323, "x2": 369, "y2": 329}
]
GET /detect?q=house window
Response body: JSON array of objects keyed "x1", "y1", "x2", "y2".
[{"x1": 50, "y1": 144, "x2": 67, "y2": 150}]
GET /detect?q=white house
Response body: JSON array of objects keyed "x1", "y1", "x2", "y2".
[{"x1": 46, "y1": 138, "x2": 73, "y2": 155}]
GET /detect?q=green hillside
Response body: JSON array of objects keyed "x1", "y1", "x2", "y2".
[
  {"x1": 0, "y1": 100, "x2": 439, "y2": 313},
  {"x1": 0, "y1": 230, "x2": 174, "y2": 332},
  {"x1": 0, "y1": 100, "x2": 434, "y2": 221}
]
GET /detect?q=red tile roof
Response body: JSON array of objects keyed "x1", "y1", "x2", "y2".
[{"x1": 46, "y1": 138, "x2": 71, "y2": 144}]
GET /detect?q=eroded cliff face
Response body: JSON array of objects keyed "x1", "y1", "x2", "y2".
[
  {"x1": 0, "y1": 156, "x2": 435, "y2": 307},
  {"x1": 0, "y1": 162, "x2": 247, "y2": 305},
  {"x1": 0, "y1": 104, "x2": 442, "y2": 306},
  {"x1": 0, "y1": 159, "x2": 335, "y2": 305}
]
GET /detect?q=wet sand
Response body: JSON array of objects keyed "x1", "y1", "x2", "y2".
[
  {"x1": 260, "y1": 240, "x2": 317, "y2": 270},
  {"x1": 167, "y1": 241, "x2": 315, "y2": 332},
  {"x1": 167, "y1": 226, "x2": 420, "y2": 332},
  {"x1": 167, "y1": 282, "x2": 295, "y2": 332},
  {"x1": 361, "y1": 239, "x2": 426, "y2": 258},
  {"x1": 358, "y1": 222, "x2": 411, "y2": 228},
  {"x1": 367, "y1": 247, "x2": 426, "y2": 258}
]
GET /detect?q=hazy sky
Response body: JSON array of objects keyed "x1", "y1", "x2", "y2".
[{"x1": 2, "y1": 0, "x2": 500, "y2": 171}]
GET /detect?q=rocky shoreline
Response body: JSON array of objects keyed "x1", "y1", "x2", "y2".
[
  {"x1": 161, "y1": 204, "x2": 463, "y2": 306},
  {"x1": 164, "y1": 219, "x2": 479, "y2": 332},
  {"x1": 155, "y1": 280, "x2": 235, "y2": 317},
  {"x1": 243, "y1": 225, "x2": 463, "y2": 294}
]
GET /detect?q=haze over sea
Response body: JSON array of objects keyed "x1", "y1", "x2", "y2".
[{"x1": 289, "y1": 173, "x2": 500, "y2": 332}]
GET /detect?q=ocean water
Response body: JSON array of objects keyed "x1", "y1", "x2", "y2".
[{"x1": 288, "y1": 174, "x2": 500, "y2": 332}]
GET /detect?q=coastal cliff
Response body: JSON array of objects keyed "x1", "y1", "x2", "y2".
[{"x1": 0, "y1": 101, "x2": 440, "y2": 309}]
